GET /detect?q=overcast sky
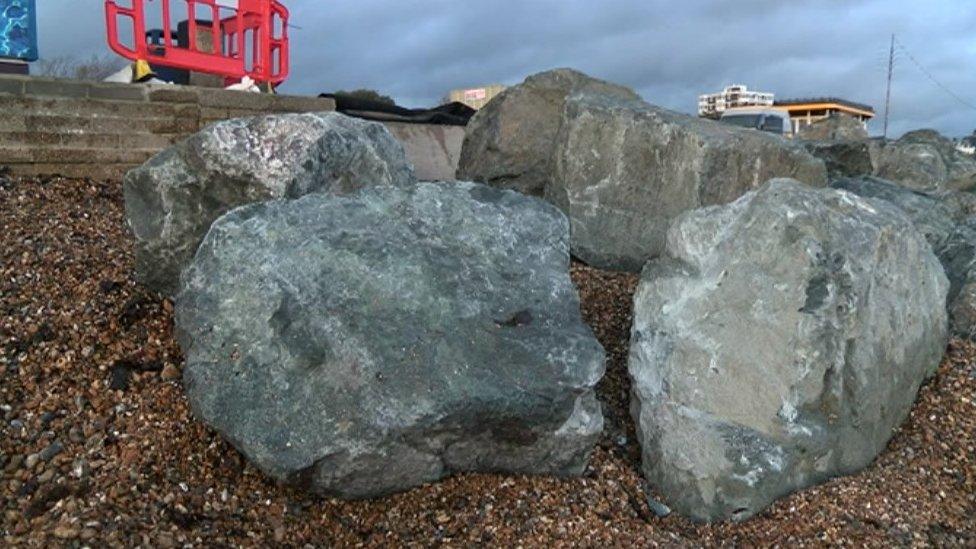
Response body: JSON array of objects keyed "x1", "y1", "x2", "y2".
[{"x1": 36, "y1": 0, "x2": 975, "y2": 137}]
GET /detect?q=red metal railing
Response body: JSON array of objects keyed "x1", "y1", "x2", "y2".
[{"x1": 105, "y1": 0, "x2": 289, "y2": 86}]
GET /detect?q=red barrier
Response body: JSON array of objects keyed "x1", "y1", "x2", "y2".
[{"x1": 105, "y1": 0, "x2": 289, "y2": 86}]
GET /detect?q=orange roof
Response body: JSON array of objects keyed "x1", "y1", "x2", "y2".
[{"x1": 776, "y1": 102, "x2": 875, "y2": 119}]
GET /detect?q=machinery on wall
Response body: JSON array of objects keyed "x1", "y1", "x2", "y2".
[{"x1": 104, "y1": 0, "x2": 289, "y2": 87}]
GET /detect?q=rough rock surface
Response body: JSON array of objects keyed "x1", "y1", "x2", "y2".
[
  {"x1": 831, "y1": 176, "x2": 976, "y2": 338},
  {"x1": 875, "y1": 129, "x2": 976, "y2": 192},
  {"x1": 802, "y1": 140, "x2": 874, "y2": 179},
  {"x1": 942, "y1": 217, "x2": 976, "y2": 301},
  {"x1": 924, "y1": 218, "x2": 976, "y2": 339},
  {"x1": 457, "y1": 68, "x2": 642, "y2": 197},
  {"x1": 796, "y1": 114, "x2": 869, "y2": 141},
  {"x1": 548, "y1": 94, "x2": 828, "y2": 271},
  {"x1": 124, "y1": 112, "x2": 415, "y2": 295},
  {"x1": 949, "y1": 281, "x2": 976, "y2": 338},
  {"x1": 176, "y1": 182, "x2": 606, "y2": 499},
  {"x1": 629, "y1": 178, "x2": 948, "y2": 522},
  {"x1": 830, "y1": 176, "x2": 962, "y2": 249}
]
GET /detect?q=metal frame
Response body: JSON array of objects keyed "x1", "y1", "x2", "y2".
[{"x1": 105, "y1": 0, "x2": 289, "y2": 85}]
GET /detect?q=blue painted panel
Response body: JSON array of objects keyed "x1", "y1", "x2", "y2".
[{"x1": 0, "y1": 0, "x2": 38, "y2": 61}]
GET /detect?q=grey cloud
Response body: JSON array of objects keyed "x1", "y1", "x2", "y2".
[{"x1": 36, "y1": 0, "x2": 976, "y2": 137}]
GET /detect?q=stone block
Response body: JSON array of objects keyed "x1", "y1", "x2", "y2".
[
  {"x1": 0, "y1": 76, "x2": 25, "y2": 96},
  {"x1": 199, "y1": 89, "x2": 275, "y2": 110},
  {"x1": 268, "y1": 94, "x2": 336, "y2": 113},
  {"x1": 88, "y1": 83, "x2": 148, "y2": 102},
  {"x1": 147, "y1": 86, "x2": 200, "y2": 104},
  {"x1": 25, "y1": 78, "x2": 91, "y2": 99}
]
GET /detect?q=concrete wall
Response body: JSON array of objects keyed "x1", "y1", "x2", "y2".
[
  {"x1": 0, "y1": 75, "x2": 463, "y2": 181},
  {"x1": 384, "y1": 121, "x2": 464, "y2": 181}
]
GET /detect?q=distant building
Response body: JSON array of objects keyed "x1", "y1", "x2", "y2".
[
  {"x1": 773, "y1": 98, "x2": 875, "y2": 135},
  {"x1": 956, "y1": 132, "x2": 976, "y2": 155},
  {"x1": 447, "y1": 84, "x2": 507, "y2": 110},
  {"x1": 698, "y1": 85, "x2": 774, "y2": 119}
]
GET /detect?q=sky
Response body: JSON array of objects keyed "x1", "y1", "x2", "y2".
[{"x1": 35, "y1": 0, "x2": 976, "y2": 137}]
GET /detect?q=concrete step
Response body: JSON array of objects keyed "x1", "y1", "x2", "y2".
[
  {"x1": 0, "y1": 112, "x2": 196, "y2": 135},
  {"x1": 0, "y1": 94, "x2": 198, "y2": 121},
  {"x1": 4, "y1": 162, "x2": 137, "y2": 181},
  {"x1": 0, "y1": 130, "x2": 180, "y2": 150},
  {"x1": 0, "y1": 145, "x2": 160, "y2": 165}
]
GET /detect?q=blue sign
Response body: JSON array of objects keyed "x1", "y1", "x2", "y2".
[{"x1": 0, "y1": 0, "x2": 38, "y2": 61}]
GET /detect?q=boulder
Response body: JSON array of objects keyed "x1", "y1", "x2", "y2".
[
  {"x1": 935, "y1": 187, "x2": 976, "y2": 218},
  {"x1": 802, "y1": 140, "x2": 874, "y2": 179},
  {"x1": 949, "y1": 281, "x2": 976, "y2": 339},
  {"x1": 629, "y1": 178, "x2": 947, "y2": 522},
  {"x1": 124, "y1": 112, "x2": 416, "y2": 296},
  {"x1": 831, "y1": 176, "x2": 976, "y2": 338},
  {"x1": 176, "y1": 182, "x2": 606, "y2": 499},
  {"x1": 548, "y1": 93, "x2": 828, "y2": 271},
  {"x1": 830, "y1": 176, "x2": 961, "y2": 249},
  {"x1": 457, "y1": 68, "x2": 642, "y2": 197},
  {"x1": 795, "y1": 113, "x2": 869, "y2": 141},
  {"x1": 943, "y1": 219, "x2": 976, "y2": 338},
  {"x1": 874, "y1": 129, "x2": 976, "y2": 192}
]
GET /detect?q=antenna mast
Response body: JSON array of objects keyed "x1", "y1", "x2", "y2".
[{"x1": 883, "y1": 33, "x2": 894, "y2": 138}]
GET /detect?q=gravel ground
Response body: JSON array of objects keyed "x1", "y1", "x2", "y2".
[{"x1": 1, "y1": 174, "x2": 974, "y2": 547}]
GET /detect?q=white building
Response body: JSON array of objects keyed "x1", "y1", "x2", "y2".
[
  {"x1": 957, "y1": 133, "x2": 976, "y2": 155},
  {"x1": 447, "y1": 84, "x2": 507, "y2": 110},
  {"x1": 698, "y1": 85, "x2": 774, "y2": 119}
]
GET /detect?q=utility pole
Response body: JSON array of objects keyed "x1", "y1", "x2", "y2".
[{"x1": 883, "y1": 33, "x2": 895, "y2": 139}]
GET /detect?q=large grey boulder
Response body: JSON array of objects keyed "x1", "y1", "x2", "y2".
[
  {"x1": 549, "y1": 93, "x2": 828, "y2": 271},
  {"x1": 943, "y1": 218, "x2": 976, "y2": 338},
  {"x1": 629, "y1": 179, "x2": 947, "y2": 522},
  {"x1": 124, "y1": 112, "x2": 415, "y2": 295},
  {"x1": 830, "y1": 176, "x2": 961, "y2": 248},
  {"x1": 457, "y1": 68, "x2": 642, "y2": 197},
  {"x1": 795, "y1": 113, "x2": 869, "y2": 141},
  {"x1": 176, "y1": 182, "x2": 605, "y2": 499},
  {"x1": 831, "y1": 176, "x2": 976, "y2": 338},
  {"x1": 802, "y1": 140, "x2": 874, "y2": 179},
  {"x1": 875, "y1": 129, "x2": 976, "y2": 192},
  {"x1": 949, "y1": 280, "x2": 976, "y2": 338}
]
